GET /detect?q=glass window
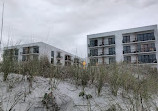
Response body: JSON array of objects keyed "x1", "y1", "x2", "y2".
[
  {"x1": 109, "y1": 57, "x2": 115, "y2": 64},
  {"x1": 90, "y1": 39, "x2": 98, "y2": 47},
  {"x1": 123, "y1": 36, "x2": 130, "y2": 43},
  {"x1": 137, "y1": 32, "x2": 155, "y2": 41},
  {"x1": 109, "y1": 47, "x2": 115, "y2": 55},
  {"x1": 23, "y1": 47, "x2": 29, "y2": 54},
  {"x1": 141, "y1": 44, "x2": 149, "y2": 52},
  {"x1": 90, "y1": 59, "x2": 98, "y2": 65},
  {"x1": 108, "y1": 38, "x2": 115, "y2": 45},
  {"x1": 14, "y1": 49, "x2": 19, "y2": 55},
  {"x1": 138, "y1": 54, "x2": 156, "y2": 63},
  {"x1": 51, "y1": 51, "x2": 54, "y2": 57},
  {"x1": 14, "y1": 56, "x2": 18, "y2": 61},
  {"x1": 123, "y1": 46, "x2": 131, "y2": 53},
  {"x1": 57, "y1": 52, "x2": 61, "y2": 58},
  {"x1": 90, "y1": 49, "x2": 98, "y2": 56},
  {"x1": 33, "y1": 46, "x2": 39, "y2": 53},
  {"x1": 33, "y1": 55, "x2": 38, "y2": 60},
  {"x1": 51, "y1": 58, "x2": 54, "y2": 64},
  {"x1": 149, "y1": 43, "x2": 156, "y2": 51},
  {"x1": 137, "y1": 44, "x2": 141, "y2": 52},
  {"x1": 22, "y1": 55, "x2": 27, "y2": 61},
  {"x1": 124, "y1": 56, "x2": 131, "y2": 63}
]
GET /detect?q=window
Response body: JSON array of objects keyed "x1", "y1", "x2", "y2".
[
  {"x1": 90, "y1": 49, "x2": 98, "y2": 56},
  {"x1": 33, "y1": 55, "x2": 38, "y2": 60},
  {"x1": 65, "y1": 61, "x2": 71, "y2": 66},
  {"x1": 14, "y1": 56, "x2": 18, "y2": 61},
  {"x1": 57, "y1": 60, "x2": 62, "y2": 65},
  {"x1": 109, "y1": 47, "x2": 115, "y2": 55},
  {"x1": 90, "y1": 59, "x2": 98, "y2": 65},
  {"x1": 57, "y1": 52, "x2": 61, "y2": 58},
  {"x1": 51, "y1": 58, "x2": 54, "y2": 64},
  {"x1": 137, "y1": 32, "x2": 155, "y2": 41},
  {"x1": 22, "y1": 55, "x2": 27, "y2": 61},
  {"x1": 137, "y1": 43, "x2": 156, "y2": 52},
  {"x1": 33, "y1": 46, "x2": 39, "y2": 53},
  {"x1": 109, "y1": 57, "x2": 115, "y2": 64},
  {"x1": 23, "y1": 47, "x2": 30, "y2": 54},
  {"x1": 108, "y1": 38, "x2": 115, "y2": 45},
  {"x1": 138, "y1": 54, "x2": 157, "y2": 63},
  {"x1": 58, "y1": 52, "x2": 60, "y2": 56},
  {"x1": 89, "y1": 39, "x2": 98, "y2": 47},
  {"x1": 74, "y1": 58, "x2": 79, "y2": 63},
  {"x1": 51, "y1": 51, "x2": 54, "y2": 57},
  {"x1": 14, "y1": 49, "x2": 19, "y2": 55},
  {"x1": 65, "y1": 55, "x2": 71, "y2": 60},
  {"x1": 123, "y1": 36, "x2": 130, "y2": 43},
  {"x1": 141, "y1": 44, "x2": 148, "y2": 52},
  {"x1": 123, "y1": 46, "x2": 131, "y2": 53},
  {"x1": 124, "y1": 56, "x2": 131, "y2": 63},
  {"x1": 149, "y1": 43, "x2": 156, "y2": 51}
]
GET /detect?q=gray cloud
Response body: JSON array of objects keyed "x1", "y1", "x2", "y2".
[{"x1": 0, "y1": 0, "x2": 158, "y2": 57}]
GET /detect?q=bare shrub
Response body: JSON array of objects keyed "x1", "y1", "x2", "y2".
[{"x1": 1, "y1": 49, "x2": 15, "y2": 81}]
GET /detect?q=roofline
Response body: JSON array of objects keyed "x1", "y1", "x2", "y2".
[
  {"x1": 87, "y1": 24, "x2": 157, "y2": 38},
  {"x1": 4, "y1": 42, "x2": 83, "y2": 59}
]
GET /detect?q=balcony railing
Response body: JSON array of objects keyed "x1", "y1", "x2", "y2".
[
  {"x1": 33, "y1": 49, "x2": 39, "y2": 53},
  {"x1": 22, "y1": 51, "x2": 30, "y2": 54},
  {"x1": 123, "y1": 48, "x2": 156, "y2": 54},
  {"x1": 88, "y1": 44, "x2": 98, "y2": 47},
  {"x1": 57, "y1": 62, "x2": 62, "y2": 65},
  {"x1": 99, "y1": 42, "x2": 115, "y2": 46},
  {"x1": 88, "y1": 53, "x2": 98, "y2": 57},
  {"x1": 88, "y1": 52, "x2": 116, "y2": 57},
  {"x1": 65, "y1": 58, "x2": 72, "y2": 62},
  {"x1": 56, "y1": 55, "x2": 62, "y2": 59},
  {"x1": 122, "y1": 38, "x2": 155, "y2": 44},
  {"x1": 130, "y1": 60, "x2": 157, "y2": 64}
]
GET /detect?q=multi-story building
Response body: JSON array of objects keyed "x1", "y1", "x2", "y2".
[
  {"x1": 87, "y1": 25, "x2": 158, "y2": 68},
  {"x1": 4, "y1": 42, "x2": 82, "y2": 66}
]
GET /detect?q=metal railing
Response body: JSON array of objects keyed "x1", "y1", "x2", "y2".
[
  {"x1": 88, "y1": 52, "x2": 116, "y2": 57},
  {"x1": 122, "y1": 37, "x2": 155, "y2": 43},
  {"x1": 123, "y1": 48, "x2": 156, "y2": 54},
  {"x1": 129, "y1": 60, "x2": 157, "y2": 64}
]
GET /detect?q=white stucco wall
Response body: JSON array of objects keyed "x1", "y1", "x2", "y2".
[
  {"x1": 87, "y1": 25, "x2": 158, "y2": 68},
  {"x1": 5, "y1": 42, "x2": 82, "y2": 66}
]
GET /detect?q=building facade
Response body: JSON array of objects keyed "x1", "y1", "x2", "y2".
[
  {"x1": 4, "y1": 42, "x2": 82, "y2": 66},
  {"x1": 87, "y1": 25, "x2": 158, "y2": 68}
]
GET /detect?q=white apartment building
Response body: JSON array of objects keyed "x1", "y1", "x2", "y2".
[
  {"x1": 4, "y1": 42, "x2": 82, "y2": 66},
  {"x1": 87, "y1": 25, "x2": 158, "y2": 68}
]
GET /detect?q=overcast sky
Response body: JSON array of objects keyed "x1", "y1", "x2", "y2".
[{"x1": 0, "y1": 0, "x2": 158, "y2": 58}]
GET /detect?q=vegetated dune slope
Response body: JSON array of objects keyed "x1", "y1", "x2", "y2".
[{"x1": 0, "y1": 73, "x2": 158, "y2": 111}]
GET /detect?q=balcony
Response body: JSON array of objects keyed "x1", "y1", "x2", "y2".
[
  {"x1": 131, "y1": 59, "x2": 157, "y2": 64},
  {"x1": 88, "y1": 42, "x2": 115, "y2": 49},
  {"x1": 56, "y1": 55, "x2": 63, "y2": 60},
  {"x1": 88, "y1": 44, "x2": 98, "y2": 48},
  {"x1": 88, "y1": 52, "x2": 116, "y2": 58},
  {"x1": 123, "y1": 48, "x2": 156, "y2": 55},
  {"x1": 74, "y1": 58, "x2": 79, "y2": 64},
  {"x1": 88, "y1": 53, "x2": 98, "y2": 57},
  {"x1": 99, "y1": 43, "x2": 115, "y2": 47},
  {"x1": 22, "y1": 46, "x2": 39, "y2": 55},
  {"x1": 65, "y1": 55, "x2": 72, "y2": 62},
  {"x1": 122, "y1": 38, "x2": 155, "y2": 45},
  {"x1": 33, "y1": 47, "x2": 39, "y2": 53},
  {"x1": 57, "y1": 62, "x2": 62, "y2": 65},
  {"x1": 22, "y1": 51, "x2": 30, "y2": 55},
  {"x1": 88, "y1": 43, "x2": 115, "y2": 49}
]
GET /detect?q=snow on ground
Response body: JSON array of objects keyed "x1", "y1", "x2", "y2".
[{"x1": 0, "y1": 73, "x2": 158, "y2": 111}]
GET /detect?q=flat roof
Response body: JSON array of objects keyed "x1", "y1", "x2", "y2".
[{"x1": 87, "y1": 24, "x2": 157, "y2": 39}]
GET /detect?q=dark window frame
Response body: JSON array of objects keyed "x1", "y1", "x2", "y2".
[{"x1": 123, "y1": 35, "x2": 130, "y2": 43}]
